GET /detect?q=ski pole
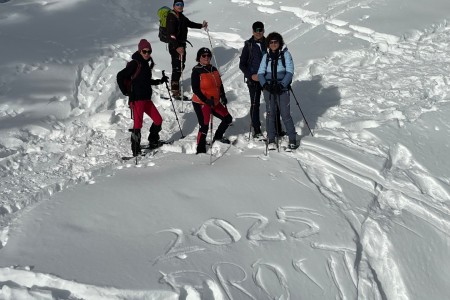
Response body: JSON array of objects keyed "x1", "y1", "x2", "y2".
[
  {"x1": 265, "y1": 91, "x2": 272, "y2": 156},
  {"x1": 205, "y1": 28, "x2": 220, "y2": 70},
  {"x1": 209, "y1": 97, "x2": 214, "y2": 165},
  {"x1": 275, "y1": 92, "x2": 282, "y2": 152},
  {"x1": 248, "y1": 83, "x2": 257, "y2": 140},
  {"x1": 180, "y1": 54, "x2": 185, "y2": 113},
  {"x1": 289, "y1": 86, "x2": 314, "y2": 137},
  {"x1": 162, "y1": 70, "x2": 185, "y2": 139}
]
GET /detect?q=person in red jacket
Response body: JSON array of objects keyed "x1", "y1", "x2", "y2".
[
  {"x1": 191, "y1": 47, "x2": 232, "y2": 154},
  {"x1": 167, "y1": 0, "x2": 208, "y2": 100},
  {"x1": 117, "y1": 39, "x2": 168, "y2": 156}
]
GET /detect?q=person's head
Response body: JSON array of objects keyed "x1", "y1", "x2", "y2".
[
  {"x1": 138, "y1": 39, "x2": 152, "y2": 59},
  {"x1": 252, "y1": 21, "x2": 265, "y2": 40},
  {"x1": 173, "y1": 0, "x2": 184, "y2": 12},
  {"x1": 266, "y1": 32, "x2": 284, "y2": 52},
  {"x1": 196, "y1": 47, "x2": 212, "y2": 65}
]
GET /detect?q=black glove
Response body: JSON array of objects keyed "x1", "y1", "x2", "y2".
[
  {"x1": 220, "y1": 94, "x2": 228, "y2": 105},
  {"x1": 275, "y1": 83, "x2": 284, "y2": 94},
  {"x1": 160, "y1": 75, "x2": 169, "y2": 84},
  {"x1": 204, "y1": 98, "x2": 215, "y2": 107}
]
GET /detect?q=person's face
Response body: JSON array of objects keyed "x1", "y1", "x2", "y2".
[
  {"x1": 173, "y1": 2, "x2": 184, "y2": 12},
  {"x1": 140, "y1": 48, "x2": 152, "y2": 59},
  {"x1": 268, "y1": 39, "x2": 280, "y2": 52},
  {"x1": 199, "y1": 53, "x2": 212, "y2": 65},
  {"x1": 253, "y1": 28, "x2": 264, "y2": 40}
]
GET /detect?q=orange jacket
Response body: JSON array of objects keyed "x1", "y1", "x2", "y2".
[{"x1": 191, "y1": 64, "x2": 224, "y2": 105}]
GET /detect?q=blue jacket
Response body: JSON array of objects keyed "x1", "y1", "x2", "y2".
[
  {"x1": 239, "y1": 36, "x2": 266, "y2": 81},
  {"x1": 258, "y1": 48, "x2": 294, "y2": 90}
]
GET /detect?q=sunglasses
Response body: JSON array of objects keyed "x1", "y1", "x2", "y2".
[
  {"x1": 254, "y1": 28, "x2": 264, "y2": 33},
  {"x1": 201, "y1": 54, "x2": 212, "y2": 58},
  {"x1": 141, "y1": 49, "x2": 152, "y2": 55},
  {"x1": 174, "y1": 2, "x2": 184, "y2": 7},
  {"x1": 269, "y1": 40, "x2": 279, "y2": 45}
]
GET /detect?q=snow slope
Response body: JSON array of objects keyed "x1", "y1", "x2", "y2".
[{"x1": 0, "y1": 0, "x2": 449, "y2": 299}]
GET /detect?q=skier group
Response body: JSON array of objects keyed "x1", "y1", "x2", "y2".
[{"x1": 117, "y1": 0, "x2": 298, "y2": 157}]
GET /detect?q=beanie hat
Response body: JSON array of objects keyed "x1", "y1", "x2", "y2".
[
  {"x1": 196, "y1": 47, "x2": 212, "y2": 62},
  {"x1": 173, "y1": 0, "x2": 184, "y2": 6},
  {"x1": 138, "y1": 39, "x2": 151, "y2": 52},
  {"x1": 252, "y1": 21, "x2": 264, "y2": 32}
]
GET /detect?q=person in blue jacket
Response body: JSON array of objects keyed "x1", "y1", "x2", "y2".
[{"x1": 258, "y1": 32, "x2": 297, "y2": 150}]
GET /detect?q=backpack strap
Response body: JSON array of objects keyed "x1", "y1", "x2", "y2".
[
  {"x1": 130, "y1": 59, "x2": 141, "y2": 81},
  {"x1": 245, "y1": 40, "x2": 253, "y2": 66},
  {"x1": 264, "y1": 50, "x2": 287, "y2": 81}
]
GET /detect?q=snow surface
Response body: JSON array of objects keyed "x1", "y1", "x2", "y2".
[{"x1": 1, "y1": 0, "x2": 450, "y2": 299}]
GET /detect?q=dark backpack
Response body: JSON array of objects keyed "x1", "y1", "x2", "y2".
[
  {"x1": 123, "y1": 60, "x2": 141, "y2": 96},
  {"x1": 158, "y1": 6, "x2": 177, "y2": 43}
]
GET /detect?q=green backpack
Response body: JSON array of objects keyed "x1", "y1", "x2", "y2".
[{"x1": 158, "y1": 6, "x2": 176, "y2": 43}]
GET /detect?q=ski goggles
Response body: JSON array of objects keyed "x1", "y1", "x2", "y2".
[
  {"x1": 201, "y1": 54, "x2": 212, "y2": 58},
  {"x1": 141, "y1": 49, "x2": 152, "y2": 55},
  {"x1": 254, "y1": 28, "x2": 264, "y2": 33},
  {"x1": 174, "y1": 2, "x2": 184, "y2": 7}
]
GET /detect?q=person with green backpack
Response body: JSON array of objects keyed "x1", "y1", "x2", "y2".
[{"x1": 159, "y1": 1, "x2": 207, "y2": 100}]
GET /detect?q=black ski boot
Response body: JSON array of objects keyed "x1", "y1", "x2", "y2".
[
  {"x1": 129, "y1": 128, "x2": 141, "y2": 157},
  {"x1": 148, "y1": 123, "x2": 162, "y2": 149}
]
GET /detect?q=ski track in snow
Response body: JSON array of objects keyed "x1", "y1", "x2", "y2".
[{"x1": 1, "y1": 0, "x2": 450, "y2": 298}]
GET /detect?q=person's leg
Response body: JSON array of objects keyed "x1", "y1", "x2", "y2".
[
  {"x1": 248, "y1": 82, "x2": 262, "y2": 135},
  {"x1": 212, "y1": 104, "x2": 232, "y2": 142},
  {"x1": 264, "y1": 91, "x2": 276, "y2": 143},
  {"x1": 277, "y1": 92, "x2": 296, "y2": 144},
  {"x1": 169, "y1": 47, "x2": 182, "y2": 97},
  {"x1": 130, "y1": 101, "x2": 145, "y2": 156},
  {"x1": 193, "y1": 102, "x2": 210, "y2": 153},
  {"x1": 145, "y1": 101, "x2": 163, "y2": 146}
]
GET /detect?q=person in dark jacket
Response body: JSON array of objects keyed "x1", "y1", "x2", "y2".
[
  {"x1": 239, "y1": 21, "x2": 283, "y2": 139},
  {"x1": 191, "y1": 47, "x2": 232, "y2": 154},
  {"x1": 117, "y1": 39, "x2": 169, "y2": 157},
  {"x1": 167, "y1": 0, "x2": 208, "y2": 100}
]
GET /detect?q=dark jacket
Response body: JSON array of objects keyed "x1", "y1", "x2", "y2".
[
  {"x1": 167, "y1": 10, "x2": 202, "y2": 49},
  {"x1": 117, "y1": 52, "x2": 161, "y2": 102},
  {"x1": 239, "y1": 36, "x2": 266, "y2": 81}
]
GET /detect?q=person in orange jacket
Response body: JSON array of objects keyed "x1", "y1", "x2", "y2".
[{"x1": 191, "y1": 47, "x2": 232, "y2": 154}]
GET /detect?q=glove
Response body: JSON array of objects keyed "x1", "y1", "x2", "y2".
[
  {"x1": 263, "y1": 83, "x2": 270, "y2": 92},
  {"x1": 160, "y1": 75, "x2": 169, "y2": 84},
  {"x1": 220, "y1": 94, "x2": 228, "y2": 105},
  {"x1": 274, "y1": 83, "x2": 284, "y2": 94},
  {"x1": 204, "y1": 98, "x2": 215, "y2": 107}
]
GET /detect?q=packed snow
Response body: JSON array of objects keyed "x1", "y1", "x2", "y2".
[{"x1": 0, "y1": 0, "x2": 449, "y2": 299}]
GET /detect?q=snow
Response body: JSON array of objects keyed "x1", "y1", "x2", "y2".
[{"x1": 1, "y1": 0, "x2": 450, "y2": 299}]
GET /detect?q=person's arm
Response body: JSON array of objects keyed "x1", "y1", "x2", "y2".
[
  {"x1": 257, "y1": 53, "x2": 268, "y2": 87},
  {"x1": 167, "y1": 12, "x2": 180, "y2": 48},
  {"x1": 239, "y1": 42, "x2": 252, "y2": 80},
  {"x1": 280, "y1": 51, "x2": 294, "y2": 88},
  {"x1": 186, "y1": 16, "x2": 203, "y2": 29},
  {"x1": 191, "y1": 68, "x2": 209, "y2": 103}
]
